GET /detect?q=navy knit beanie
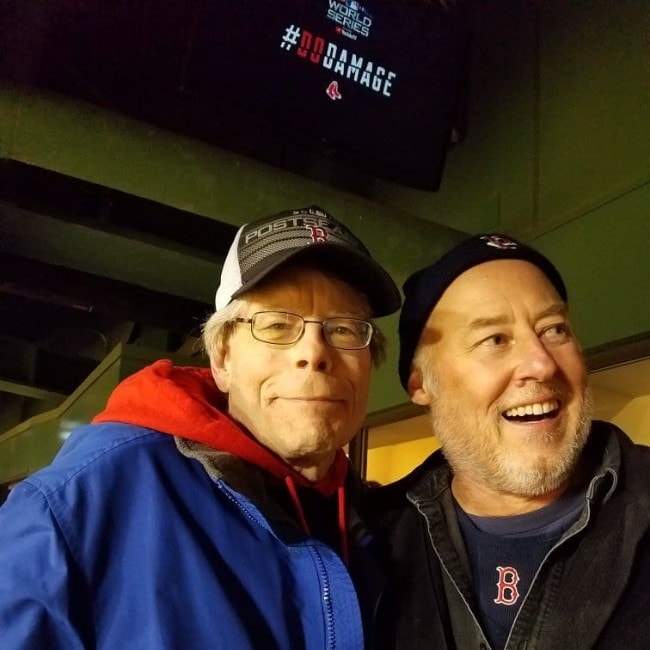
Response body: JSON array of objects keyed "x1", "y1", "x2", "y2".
[{"x1": 398, "y1": 234, "x2": 568, "y2": 390}]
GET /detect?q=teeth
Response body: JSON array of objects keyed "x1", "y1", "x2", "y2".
[{"x1": 504, "y1": 400, "x2": 559, "y2": 418}]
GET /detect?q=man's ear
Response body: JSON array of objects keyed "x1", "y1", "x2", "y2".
[
  {"x1": 210, "y1": 343, "x2": 232, "y2": 393},
  {"x1": 408, "y1": 367, "x2": 431, "y2": 407}
]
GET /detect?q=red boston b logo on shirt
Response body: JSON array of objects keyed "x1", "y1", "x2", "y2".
[{"x1": 494, "y1": 566, "x2": 521, "y2": 606}]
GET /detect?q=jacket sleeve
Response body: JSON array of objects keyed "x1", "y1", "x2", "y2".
[{"x1": 0, "y1": 481, "x2": 88, "y2": 649}]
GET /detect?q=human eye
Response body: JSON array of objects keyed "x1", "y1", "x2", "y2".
[
  {"x1": 267, "y1": 320, "x2": 293, "y2": 331},
  {"x1": 478, "y1": 333, "x2": 509, "y2": 347},
  {"x1": 330, "y1": 323, "x2": 357, "y2": 339},
  {"x1": 256, "y1": 314, "x2": 289, "y2": 330},
  {"x1": 326, "y1": 319, "x2": 367, "y2": 346},
  {"x1": 333, "y1": 323, "x2": 356, "y2": 336},
  {"x1": 540, "y1": 322, "x2": 570, "y2": 344},
  {"x1": 253, "y1": 312, "x2": 299, "y2": 341}
]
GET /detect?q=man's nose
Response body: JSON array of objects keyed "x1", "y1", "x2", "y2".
[
  {"x1": 292, "y1": 322, "x2": 334, "y2": 371},
  {"x1": 513, "y1": 335, "x2": 559, "y2": 385}
]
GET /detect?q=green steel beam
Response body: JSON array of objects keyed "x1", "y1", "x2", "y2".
[
  {"x1": 0, "y1": 202, "x2": 222, "y2": 304},
  {"x1": 0, "y1": 379, "x2": 67, "y2": 401}
]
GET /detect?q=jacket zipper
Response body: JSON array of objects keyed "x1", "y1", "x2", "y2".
[
  {"x1": 312, "y1": 546, "x2": 337, "y2": 650},
  {"x1": 219, "y1": 480, "x2": 346, "y2": 649}
]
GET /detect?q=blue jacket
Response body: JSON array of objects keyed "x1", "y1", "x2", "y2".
[{"x1": 0, "y1": 364, "x2": 370, "y2": 649}]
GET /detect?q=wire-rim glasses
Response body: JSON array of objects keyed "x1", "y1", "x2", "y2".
[{"x1": 233, "y1": 311, "x2": 373, "y2": 350}]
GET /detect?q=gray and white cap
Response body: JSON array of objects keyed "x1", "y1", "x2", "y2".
[{"x1": 214, "y1": 206, "x2": 401, "y2": 317}]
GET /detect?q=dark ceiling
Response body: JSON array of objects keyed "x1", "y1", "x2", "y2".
[{"x1": 0, "y1": 159, "x2": 236, "y2": 429}]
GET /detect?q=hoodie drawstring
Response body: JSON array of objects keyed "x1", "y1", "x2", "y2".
[
  {"x1": 337, "y1": 485, "x2": 350, "y2": 567},
  {"x1": 285, "y1": 475, "x2": 311, "y2": 534}
]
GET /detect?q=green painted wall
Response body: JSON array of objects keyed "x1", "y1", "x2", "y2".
[{"x1": 531, "y1": 185, "x2": 650, "y2": 350}]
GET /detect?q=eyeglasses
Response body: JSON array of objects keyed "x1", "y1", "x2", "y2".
[{"x1": 233, "y1": 311, "x2": 374, "y2": 350}]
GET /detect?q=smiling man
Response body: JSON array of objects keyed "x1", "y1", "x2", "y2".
[
  {"x1": 0, "y1": 206, "x2": 401, "y2": 649},
  {"x1": 370, "y1": 234, "x2": 650, "y2": 650}
]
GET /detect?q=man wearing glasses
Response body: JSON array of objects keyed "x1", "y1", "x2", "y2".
[{"x1": 0, "y1": 206, "x2": 401, "y2": 649}]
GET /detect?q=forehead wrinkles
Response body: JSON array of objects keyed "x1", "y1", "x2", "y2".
[
  {"x1": 438, "y1": 260, "x2": 562, "y2": 308},
  {"x1": 432, "y1": 267, "x2": 566, "y2": 334},
  {"x1": 443, "y1": 301, "x2": 568, "y2": 335},
  {"x1": 242, "y1": 267, "x2": 370, "y2": 317}
]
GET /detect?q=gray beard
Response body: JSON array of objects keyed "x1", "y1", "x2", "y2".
[{"x1": 429, "y1": 386, "x2": 594, "y2": 498}]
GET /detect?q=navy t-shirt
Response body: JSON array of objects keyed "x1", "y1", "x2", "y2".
[{"x1": 456, "y1": 491, "x2": 585, "y2": 649}]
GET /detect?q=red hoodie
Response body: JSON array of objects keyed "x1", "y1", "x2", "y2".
[{"x1": 93, "y1": 360, "x2": 352, "y2": 561}]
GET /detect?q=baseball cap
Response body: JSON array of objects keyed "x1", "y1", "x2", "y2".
[
  {"x1": 398, "y1": 233, "x2": 568, "y2": 389},
  {"x1": 214, "y1": 205, "x2": 401, "y2": 317}
]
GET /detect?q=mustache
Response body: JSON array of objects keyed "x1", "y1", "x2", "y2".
[{"x1": 516, "y1": 382, "x2": 566, "y2": 401}]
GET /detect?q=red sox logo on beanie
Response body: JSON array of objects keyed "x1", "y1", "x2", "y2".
[{"x1": 481, "y1": 235, "x2": 519, "y2": 250}]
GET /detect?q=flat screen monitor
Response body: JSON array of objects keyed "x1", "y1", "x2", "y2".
[
  {"x1": 185, "y1": 0, "x2": 470, "y2": 190},
  {"x1": 1, "y1": 0, "x2": 470, "y2": 191}
]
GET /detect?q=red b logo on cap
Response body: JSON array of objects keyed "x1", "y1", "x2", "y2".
[{"x1": 307, "y1": 226, "x2": 329, "y2": 243}]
